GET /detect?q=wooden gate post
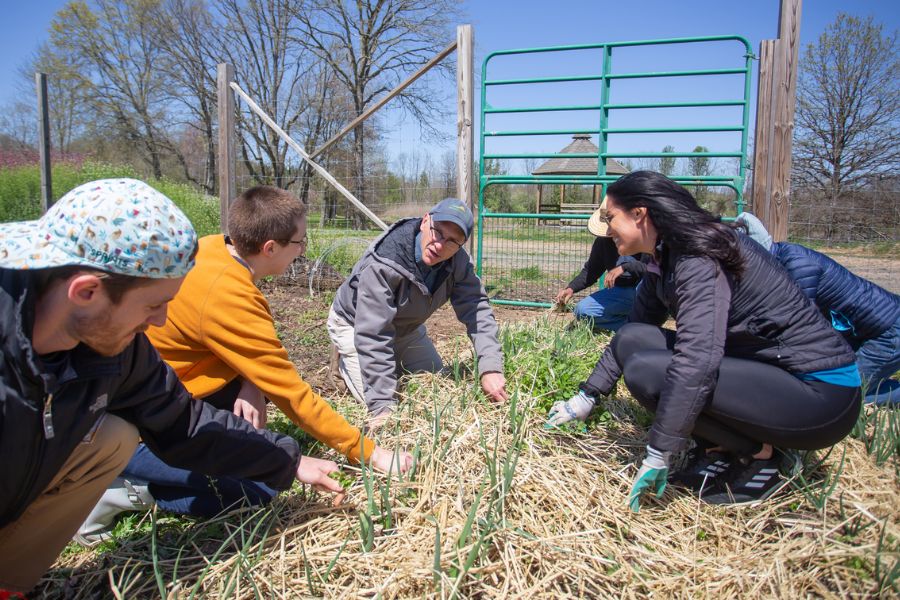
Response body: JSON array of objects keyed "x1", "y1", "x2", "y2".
[{"x1": 751, "y1": 0, "x2": 801, "y2": 242}]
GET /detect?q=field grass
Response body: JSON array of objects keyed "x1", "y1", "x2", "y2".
[
  {"x1": 38, "y1": 314, "x2": 899, "y2": 598},
  {"x1": 0, "y1": 163, "x2": 221, "y2": 238}
]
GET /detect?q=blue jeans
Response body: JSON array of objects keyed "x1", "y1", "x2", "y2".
[
  {"x1": 573, "y1": 285, "x2": 637, "y2": 332},
  {"x1": 122, "y1": 378, "x2": 278, "y2": 517},
  {"x1": 122, "y1": 444, "x2": 278, "y2": 517},
  {"x1": 856, "y1": 314, "x2": 900, "y2": 406}
]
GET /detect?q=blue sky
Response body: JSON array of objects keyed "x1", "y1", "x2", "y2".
[{"x1": 1, "y1": 0, "x2": 897, "y2": 171}]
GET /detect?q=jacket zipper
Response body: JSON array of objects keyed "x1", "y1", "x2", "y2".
[
  {"x1": 42, "y1": 392, "x2": 55, "y2": 439},
  {"x1": 6, "y1": 389, "x2": 50, "y2": 524}
]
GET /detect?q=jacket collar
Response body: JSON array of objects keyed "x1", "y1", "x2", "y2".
[
  {"x1": 371, "y1": 218, "x2": 453, "y2": 295},
  {"x1": 1, "y1": 269, "x2": 124, "y2": 395}
]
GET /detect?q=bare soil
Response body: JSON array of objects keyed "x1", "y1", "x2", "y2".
[{"x1": 262, "y1": 283, "x2": 548, "y2": 397}]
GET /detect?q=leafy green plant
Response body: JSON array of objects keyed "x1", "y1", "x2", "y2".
[
  {"x1": 874, "y1": 519, "x2": 900, "y2": 595},
  {"x1": 499, "y1": 319, "x2": 603, "y2": 413},
  {"x1": 837, "y1": 492, "x2": 878, "y2": 540},
  {"x1": 328, "y1": 470, "x2": 355, "y2": 491}
]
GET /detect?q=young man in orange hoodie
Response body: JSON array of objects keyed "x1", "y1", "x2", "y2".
[{"x1": 76, "y1": 186, "x2": 411, "y2": 543}]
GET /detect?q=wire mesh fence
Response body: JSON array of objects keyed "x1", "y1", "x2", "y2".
[
  {"x1": 237, "y1": 167, "x2": 899, "y2": 304},
  {"x1": 231, "y1": 158, "x2": 455, "y2": 295},
  {"x1": 788, "y1": 186, "x2": 900, "y2": 294},
  {"x1": 478, "y1": 212, "x2": 593, "y2": 307}
]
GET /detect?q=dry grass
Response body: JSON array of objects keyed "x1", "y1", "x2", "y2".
[{"x1": 42, "y1": 318, "x2": 899, "y2": 599}]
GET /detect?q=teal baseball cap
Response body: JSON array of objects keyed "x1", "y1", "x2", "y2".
[
  {"x1": 0, "y1": 178, "x2": 197, "y2": 278},
  {"x1": 429, "y1": 198, "x2": 474, "y2": 240}
]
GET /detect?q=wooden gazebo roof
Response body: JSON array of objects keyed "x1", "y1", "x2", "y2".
[{"x1": 532, "y1": 134, "x2": 630, "y2": 176}]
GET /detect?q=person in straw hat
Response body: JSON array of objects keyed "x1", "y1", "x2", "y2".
[
  {"x1": 554, "y1": 195, "x2": 648, "y2": 332},
  {"x1": 547, "y1": 171, "x2": 861, "y2": 510},
  {"x1": 0, "y1": 179, "x2": 344, "y2": 593}
]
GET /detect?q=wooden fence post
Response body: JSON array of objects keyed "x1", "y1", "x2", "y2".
[
  {"x1": 35, "y1": 73, "x2": 52, "y2": 213},
  {"x1": 751, "y1": 0, "x2": 801, "y2": 241},
  {"x1": 751, "y1": 40, "x2": 775, "y2": 223},
  {"x1": 217, "y1": 63, "x2": 236, "y2": 234},
  {"x1": 768, "y1": 0, "x2": 802, "y2": 242},
  {"x1": 456, "y1": 24, "x2": 474, "y2": 254}
]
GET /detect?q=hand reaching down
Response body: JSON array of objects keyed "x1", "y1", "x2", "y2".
[
  {"x1": 370, "y1": 445, "x2": 414, "y2": 475},
  {"x1": 481, "y1": 371, "x2": 509, "y2": 402}
]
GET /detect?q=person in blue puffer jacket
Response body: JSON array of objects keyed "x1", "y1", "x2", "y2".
[{"x1": 737, "y1": 212, "x2": 900, "y2": 405}]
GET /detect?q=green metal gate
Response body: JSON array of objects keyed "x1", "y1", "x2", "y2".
[{"x1": 476, "y1": 35, "x2": 753, "y2": 307}]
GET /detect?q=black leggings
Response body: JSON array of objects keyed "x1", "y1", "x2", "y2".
[{"x1": 612, "y1": 323, "x2": 861, "y2": 454}]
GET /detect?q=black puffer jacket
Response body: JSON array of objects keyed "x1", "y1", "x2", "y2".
[
  {"x1": 0, "y1": 268, "x2": 301, "y2": 527},
  {"x1": 772, "y1": 242, "x2": 900, "y2": 349},
  {"x1": 581, "y1": 234, "x2": 858, "y2": 452}
]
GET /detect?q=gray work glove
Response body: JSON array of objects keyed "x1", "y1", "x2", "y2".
[{"x1": 545, "y1": 390, "x2": 596, "y2": 427}]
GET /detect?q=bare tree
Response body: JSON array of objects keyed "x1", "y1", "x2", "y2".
[
  {"x1": 149, "y1": 0, "x2": 220, "y2": 192},
  {"x1": 18, "y1": 43, "x2": 90, "y2": 156},
  {"x1": 793, "y1": 13, "x2": 900, "y2": 199},
  {"x1": 438, "y1": 149, "x2": 455, "y2": 198},
  {"x1": 294, "y1": 0, "x2": 459, "y2": 227},
  {"x1": 0, "y1": 101, "x2": 38, "y2": 152},
  {"x1": 215, "y1": 0, "x2": 350, "y2": 193},
  {"x1": 50, "y1": 0, "x2": 178, "y2": 179}
]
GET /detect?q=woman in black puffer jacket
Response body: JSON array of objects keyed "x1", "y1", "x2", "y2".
[{"x1": 547, "y1": 171, "x2": 861, "y2": 511}]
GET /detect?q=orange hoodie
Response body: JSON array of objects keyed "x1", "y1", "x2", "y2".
[{"x1": 147, "y1": 234, "x2": 373, "y2": 462}]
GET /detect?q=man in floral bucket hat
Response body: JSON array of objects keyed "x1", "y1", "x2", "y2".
[{"x1": 0, "y1": 179, "x2": 343, "y2": 593}]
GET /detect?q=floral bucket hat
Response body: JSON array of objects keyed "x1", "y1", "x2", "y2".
[{"x1": 0, "y1": 178, "x2": 197, "y2": 278}]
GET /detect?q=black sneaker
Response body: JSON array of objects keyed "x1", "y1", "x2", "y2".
[
  {"x1": 669, "y1": 448, "x2": 734, "y2": 496},
  {"x1": 702, "y1": 454, "x2": 788, "y2": 505}
]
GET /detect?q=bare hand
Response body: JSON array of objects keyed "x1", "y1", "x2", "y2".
[
  {"x1": 233, "y1": 379, "x2": 267, "y2": 429},
  {"x1": 370, "y1": 445, "x2": 414, "y2": 475},
  {"x1": 481, "y1": 371, "x2": 509, "y2": 402},
  {"x1": 555, "y1": 287, "x2": 574, "y2": 305},
  {"x1": 604, "y1": 266, "x2": 624, "y2": 289},
  {"x1": 296, "y1": 456, "x2": 345, "y2": 501}
]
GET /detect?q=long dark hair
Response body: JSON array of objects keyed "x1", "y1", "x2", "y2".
[{"x1": 607, "y1": 171, "x2": 744, "y2": 276}]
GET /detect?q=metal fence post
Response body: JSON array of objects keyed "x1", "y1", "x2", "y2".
[{"x1": 35, "y1": 73, "x2": 52, "y2": 213}]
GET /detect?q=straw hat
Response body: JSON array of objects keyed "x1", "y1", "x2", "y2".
[{"x1": 587, "y1": 196, "x2": 610, "y2": 237}]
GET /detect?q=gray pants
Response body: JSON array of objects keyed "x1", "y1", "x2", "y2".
[{"x1": 327, "y1": 307, "x2": 443, "y2": 416}]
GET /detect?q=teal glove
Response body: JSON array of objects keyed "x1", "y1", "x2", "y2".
[{"x1": 627, "y1": 446, "x2": 671, "y2": 513}]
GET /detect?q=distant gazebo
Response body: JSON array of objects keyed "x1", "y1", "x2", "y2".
[{"x1": 532, "y1": 134, "x2": 630, "y2": 214}]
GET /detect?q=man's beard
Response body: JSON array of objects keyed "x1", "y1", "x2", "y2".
[{"x1": 73, "y1": 312, "x2": 148, "y2": 357}]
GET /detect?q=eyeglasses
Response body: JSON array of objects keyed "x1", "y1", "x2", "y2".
[
  {"x1": 280, "y1": 236, "x2": 308, "y2": 250},
  {"x1": 429, "y1": 223, "x2": 464, "y2": 250}
]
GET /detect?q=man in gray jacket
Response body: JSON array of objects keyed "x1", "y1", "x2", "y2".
[{"x1": 328, "y1": 199, "x2": 507, "y2": 426}]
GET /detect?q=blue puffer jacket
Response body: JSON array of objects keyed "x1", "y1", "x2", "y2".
[{"x1": 771, "y1": 242, "x2": 900, "y2": 348}]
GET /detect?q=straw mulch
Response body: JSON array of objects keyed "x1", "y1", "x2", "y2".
[{"x1": 43, "y1": 318, "x2": 898, "y2": 599}]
